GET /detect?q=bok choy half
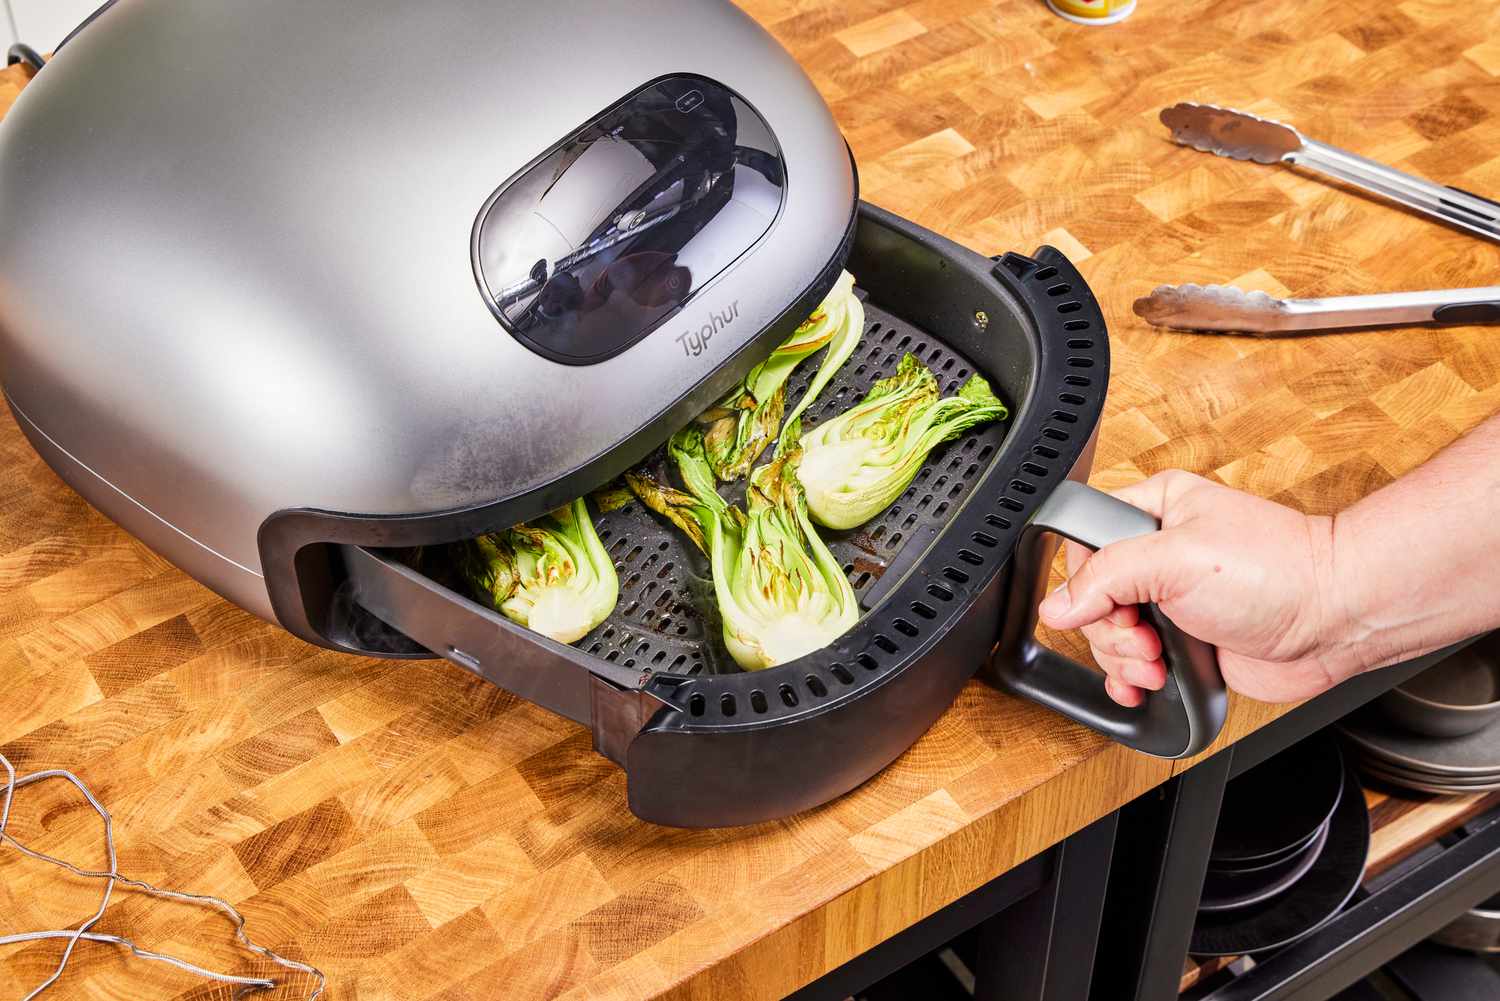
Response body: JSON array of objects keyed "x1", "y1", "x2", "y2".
[
  {"x1": 795, "y1": 353, "x2": 1008, "y2": 531},
  {"x1": 457, "y1": 498, "x2": 618, "y2": 645},
  {"x1": 698, "y1": 270, "x2": 864, "y2": 481},
  {"x1": 627, "y1": 429, "x2": 859, "y2": 672}
]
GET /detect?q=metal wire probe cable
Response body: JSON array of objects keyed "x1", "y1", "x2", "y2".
[{"x1": 0, "y1": 751, "x2": 326, "y2": 999}]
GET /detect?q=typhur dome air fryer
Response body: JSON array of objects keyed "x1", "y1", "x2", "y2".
[{"x1": 0, "y1": 0, "x2": 1225, "y2": 827}]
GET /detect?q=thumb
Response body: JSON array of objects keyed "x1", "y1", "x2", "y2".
[{"x1": 1038, "y1": 533, "x2": 1167, "y2": 631}]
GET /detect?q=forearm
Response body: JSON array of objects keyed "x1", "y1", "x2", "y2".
[{"x1": 1330, "y1": 413, "x2": 1500, "y2": 674}]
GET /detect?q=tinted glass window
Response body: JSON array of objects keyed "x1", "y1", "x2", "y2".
[{"x1": 473, "y1": 76, "x2": 786, "y2": 364}]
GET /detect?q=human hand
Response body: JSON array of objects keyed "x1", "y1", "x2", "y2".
[{"x1": 1037, "y1": 471, "x2": 1356, "y2": 707}]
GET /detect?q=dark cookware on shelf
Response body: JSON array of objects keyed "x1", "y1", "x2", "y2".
[
  {"x1": 1378, "y1": 633, "x2": 1500, "y2": 739},
  {"x1": 1343, "y1": 678, "x2": 1500, "y2": 795},
  {"x1": 0, "y1": 0, "x2": 1228, "y2": 827},
  {"x1": 1192, "y1": 754, "x2": 1370, "y2": 957},
  {"x1": 1210, "y1": 730, "x2": 1345, "y2": 868}
]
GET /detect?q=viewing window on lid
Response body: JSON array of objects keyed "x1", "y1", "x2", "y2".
[{"x1": 473, "y1": 75, "x2": 787, "y2": 365}]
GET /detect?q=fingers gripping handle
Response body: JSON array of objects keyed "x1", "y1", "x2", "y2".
[{"x1": 990, "y1": 481, "x2": 1227, "y2": 758}]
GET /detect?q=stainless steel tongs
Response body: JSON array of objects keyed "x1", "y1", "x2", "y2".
[{"x1": 1136, "y1": 103, "x2": 1500, "y2": 335}]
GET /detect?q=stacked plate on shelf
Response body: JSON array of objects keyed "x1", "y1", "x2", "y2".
[
  {"x1": 1191, "y1": 732, "x2": 1372, "y2": 958},
  {"x1": 1341, "y1": 635, "x2": 1500, "y2": 795}
]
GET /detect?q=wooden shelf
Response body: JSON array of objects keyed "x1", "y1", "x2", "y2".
[{"x1": 1178, "y1": 782, "x2": 1500, "y2": 994}]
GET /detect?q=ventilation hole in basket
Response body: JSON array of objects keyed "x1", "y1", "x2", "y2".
[
  {"x1": 653, "y1": 650, "x2": 667, "y2": 665},
  {"x1": 1022, "y1": 461, "x2": 1049, "y2": 477},
  {"x1": 912, "y1": 600, "x2": 939, "y2": 620},
  {"x1": 1065, "y1": 375, "x2": 1091, "y2": 387},
  {"x1": 1043, "y1": 427, "x2": 1070, "y2": 441},
  {"x1": 721, "y1": 694, "x2": 737, "y2": 717},
  {"x1": 893, "y1": 618, "x2": 919, "y2": 638},
  {"x1": 780, "y1": 684, "x2": 799, "y2": 707},
  {"x1": 903, "y1": 514, "x2": 919, "y2": 531},
  {"x1": 627, "y1": 545, "x2": 645, "y2": 561},
  {"x1": 659, "y1": 616, "x2": 672, "y2": 630},
  {"x1": 943, "y1": 567, "x2": 969, "y2": 584},
  {"x1": 1034, "y1": 266, "x2": 1058, "y2": 281},
  {"x1": 623, "y1": 601, "x2": 639, "y2": 616},
  {"x1": 855, "y1": 364, "x2": 867, "y2": 376},
  {"x1": 610, "y1": 537, "x2": 629, "y2": 554},
  {"x1": 1051, "y1": 410, "x2": 1079, "y2": 424},
  {"x1": 832, "y1": 664, "x2": 855, "y2": 684},
  {"x1": 870, "y1": 525, "x2": 886, "y2": 541},
  {"x1": 1033, "y1": 445, "x2": 1060, "y2": 459},
  {"x1": 942, "y1": 357, "x2": 955, "y2": 371},
  {"x1": 657, "y1": 562, "x2": 674, "y2": 579},
  {"x1": 603, "y1": 627, "x2": 615, "y2": 639},
  {"x1": 750, "y1": 690, "x2": 768, "y2": 714},
  {"x1": 671, "y1": 654, "x2": 687, "y2": 669},
  {"x1": 806, "y1": 675, "x2": 828, "y2": 698},
  {"x1": 854, "y1": 572, "x2": 872, "y2": 588},
  {"x1": 628, "y1": 573, "x2": 643, "y2": 587},
  {"x1": 857, "y1": 653, "x2": 879, "y2": 671},
  {"x1": 957, "y1": 368, "x2": 969, "y2": 379},
  {"x1": 1064, "y1": 319, "x2": 1089, "y2": 331},
  {"x1": 971, "y1": 531, "x2": 998, "y2": 548},
  {"x1": 986, "y1": 514, "x2": 1011, "y2": 530},
  {"x1": 589, "y1": 642, "x2": 602, "y2": 654},
  {"x1": 881, "y1": 326, "x2": 896, "y2": 343},
  {"x1": 1059, "y1": 393, "x2": 1086, "y2": 407},
  {"x1": 689, "y1": 694, "x2": 705, "y2": 717},
  {"x1": 1000, "y1": 497, "x2": 1025, "y2": 512},
  {"x1": 655, "y1": 591, "x2": 671, "y2": 609},
  {"x1": 689, "y1": 661, "x2": 704, "y2": 675},
  {"x1": 624, "y1": 658, "x2": 636, "y2": 669},
  {"x1": 933, "y1": 501, "x2": 949, "y2": 517},
  {"x1": 889, "y1": 532, "x2": 904, "y2": 546},
  {"x1": 1057, "y1": 302, "x2": 1082, "y2": 314},
  {"x1": 643, "y1": 553, "x2": 659, "y2": 569},
  {"x1": 958, "y1": 549, "x2": 984, "y2": 566},
  {"x1": 1068, "y1": 359, "x2": 1094, "y2": 371},
  {"x1": 600, "y1": 528, "x2": 613, "y2": 540},
  {"x1": 1067, "y1": 338, "x2": 1093, "y2": 350},
  {"x1": 917, "y1": 495, "x2": 932, "y2": 511},
  {"x1": 676, "y1": 624, "x2": 688, "y2": 635},
  {"x1": 1010, "y1": 480, "x2": 1036, "y2": 495},
  {"x1": 637, "y1": 641, "x2": 650, "y2": 655},
  {"x1": 843, "y1": 563, "x2": 855, "y2": 574},
  {"x1": 977, "y1": 444, "x2": 994, "y2": 461},
  {"x1": 949, "y1": 483, "x2": 965, "y2": 500},
  {"x1": 1046, "y1": 283, "x2": 1071, "y2": 297},
  {"x1": 605, "y1": 650, "x2": 620, "y2": 662}
]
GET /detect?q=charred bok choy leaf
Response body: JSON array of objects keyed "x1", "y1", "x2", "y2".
[
  {"x1": 796, "y1": 354, "x2": 1008, "y2": 530},
  {"x1": 457, "y1": 498, "x2": 617, "y2": 645},
  {"x1": 628, "y1": 429, "x2": 859, "y2": 671},
  {"x1": 698, "y1": 270, "x2": 864, "y2": 481}
]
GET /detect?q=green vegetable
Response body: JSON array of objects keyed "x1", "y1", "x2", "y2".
[
  {"x1": 458, "y1": 498, "x2": 618, "y2": 645},
  {"x1": 629, "y1": 429, "x2": 859, "y2": 671},
  {"x1": 796, "y1": 354, "x2": 1008, "y2": 531},
  {"x1": 698, "y1": 270, "x2": 864, "y2": 481}
]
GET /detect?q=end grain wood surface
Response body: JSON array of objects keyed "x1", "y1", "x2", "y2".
[{"x1": 4, "y1": 1, "x2": 1500, "y2": 997}]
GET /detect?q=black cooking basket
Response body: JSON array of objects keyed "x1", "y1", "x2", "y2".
[{"x1": 339, "y1": 203, "x2": 1224, "y2": 827}]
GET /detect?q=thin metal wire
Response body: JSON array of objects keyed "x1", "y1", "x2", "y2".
[{"x1": 0, "y1": 750, "x2": 326, "y2": 999}]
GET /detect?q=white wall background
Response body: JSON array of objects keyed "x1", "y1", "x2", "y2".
[{"x1": 3, "y1": 0, "x2": 102, "y2": 52}]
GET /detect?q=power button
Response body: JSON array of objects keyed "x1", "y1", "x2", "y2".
[{"x1": 675, "y1": 89, "x2": 704, "y2": 113}]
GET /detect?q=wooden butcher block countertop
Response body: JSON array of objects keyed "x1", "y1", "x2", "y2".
[{"x1": 4, "y1": 1, "x2": 1500, "y2": 998}]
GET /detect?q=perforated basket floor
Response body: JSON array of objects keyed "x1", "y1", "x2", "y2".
[{"x1": 580, "y1": 295, "x2": 1009, "y2": 676}]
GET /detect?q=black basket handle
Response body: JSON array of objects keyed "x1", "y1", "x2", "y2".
[{"x1": 990, "y1": 480, "x2": 1227, "y2": 758}]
